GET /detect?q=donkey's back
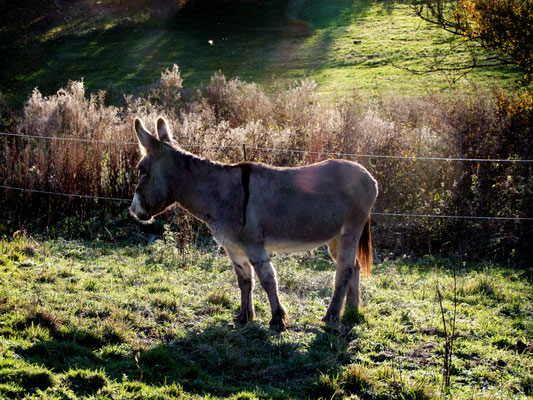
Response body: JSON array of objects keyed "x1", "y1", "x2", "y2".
[{"x1": 239, "y1": 159, "x2": 378, "y2": 253}]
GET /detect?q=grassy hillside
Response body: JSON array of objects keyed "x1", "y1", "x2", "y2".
[
  {"x1": 0, "y1": 0, "x2": 522, "y2": 107},
  {"x1": 0, "y1": 234, "x2": 531, "y2": 399}
]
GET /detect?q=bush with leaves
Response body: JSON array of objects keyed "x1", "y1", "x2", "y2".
[
  {"x1": 1, "y1": 66, "x2": 531, "y2": 261},
  {"x1": 414, "y1": 0, "x2": 533, "y2": 82}
]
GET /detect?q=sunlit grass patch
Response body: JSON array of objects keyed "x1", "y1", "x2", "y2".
[
  {"x1": 63, "y1": 368, "x2": 109, "y2": 396},
  {"x1": 0, "y1": 235, "x2": 531, "y2": 398},
  {"x1": 207, "y1": 291, "x2": 232, "y2": 309},
  {"x1": 0, "y1": 365, "x2": 57, "y2": 392},
  {"x1": 0, "y1": 383, "x2": 25, "y2": 399},
  {"x1": 16, "y1": 306, "x2": 65, "y2": 338},
  {"x1": 315, "y1": 372, "x2": 343, "y2": 399},
  {"x1": 0, "y1": 234, "x2": 40, "y2": 266},
  {"x1": 342, "y1": 306, "x2": 366, "y2": 324}
]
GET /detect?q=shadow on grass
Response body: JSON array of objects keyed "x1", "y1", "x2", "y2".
[
  {"x1": 139, "y1": 321, "x2": 355, "y2": 397},
  {"x1": 374, "y1": 254, "x2": 533, "y2": 279},
  {"x1": 15, "y1": 319, "x2": 363, "y2": 398}
]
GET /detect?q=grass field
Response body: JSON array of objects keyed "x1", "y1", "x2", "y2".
[
  {"x1": 0, "y1": 232, "x2": 531, "y2": 399},
  {"x1": 0, "y1": 0, "x2": 522, "y2": 107},
  {"x1": 1, "y1": 3, "x2": 531, "y2": 398}
]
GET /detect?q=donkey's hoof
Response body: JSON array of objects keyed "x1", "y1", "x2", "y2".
[
  {"x1": 235, "y1": 310, "x2": 255, "y2": 325},
  {"x1": 321, "y1": 312, "x2": 340, "y2": 324},
  {"x1": 269, "y1": 309, "x2": 289, "y2": 331},
  {"x1": 269, "y1": 317, "x2": 287, "y2": 332}
]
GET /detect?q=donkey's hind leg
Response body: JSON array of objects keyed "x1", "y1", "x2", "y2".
[
  {"x1": 227, "y1": 249, "x2": 255, "y2": 324},
  {"x1": 346, "y1": 257, "x2": 362, "y2": 310},
  {"x1": 323, "y1": 219, "x2": 365, "y2": 323},
  {"x1": 246, "y1": 245, "x2": 288, "y2": 331}
]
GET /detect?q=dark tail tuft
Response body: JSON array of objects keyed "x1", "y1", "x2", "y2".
[{"x1": 357, "y1": 216, "x2": 373, "y2": 276}]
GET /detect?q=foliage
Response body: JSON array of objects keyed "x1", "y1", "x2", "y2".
[
  {"x1": 0, "y1": 235, "x2": 531, "y2": 399},
  {"x1": 1, "y1": 68, "x2": 532, "y2": 261},
  {"x1": 457, "y1": 0, "x2": 533, "y2": 81},
  {"x1": 414, "y1": 0, "x2": 533, "y2": 82}
]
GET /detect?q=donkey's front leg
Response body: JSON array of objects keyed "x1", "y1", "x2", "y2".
[
  {"x1": 247, "y1": 246, "x2": 288, "y2": 331},
  {"x1": 227, "y1": 249, "x2": 255, "y2": 324}
]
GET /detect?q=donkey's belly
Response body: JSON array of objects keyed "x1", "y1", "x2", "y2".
[
  {"x1": 265, "y1": 239, "x2": 330, "y2": 254},
  {"x1": 261, "y1": 211, "x2": 344, "y2": 253}
]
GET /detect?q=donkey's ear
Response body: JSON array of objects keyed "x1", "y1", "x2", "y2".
[
  {"x1": 156, "y1": 117, "x2": 173, "y2": 143},
  {"x1": 134, "y1": 118, "x2": 158, "y2": 153}
]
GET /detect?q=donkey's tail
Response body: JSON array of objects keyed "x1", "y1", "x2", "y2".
[{"x1": 357, "y1": 216, "x2": 373, "y2": 276}]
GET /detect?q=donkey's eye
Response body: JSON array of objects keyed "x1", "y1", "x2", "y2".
[{"x1": 138, "y1": 167, "x2": 149, "y2": 177}]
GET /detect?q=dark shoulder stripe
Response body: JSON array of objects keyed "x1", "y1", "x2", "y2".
[{"x1": 239, "y1": 162, "x2": 252, "y2": 228}]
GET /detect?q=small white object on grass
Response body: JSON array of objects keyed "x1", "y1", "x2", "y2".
[{"x1": 208, "y1": 40, "x2": 214, "y2": 46}]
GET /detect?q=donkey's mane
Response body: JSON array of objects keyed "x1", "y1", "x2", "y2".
[{"x1": 164, "y1": 138, "x2": 251, "y2": 171}]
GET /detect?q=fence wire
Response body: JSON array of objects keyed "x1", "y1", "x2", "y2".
[
  {"x1": 0, "y1": 185, "x2": 131, "y2": 202},
  {"x1": 2, "y1": 132, "x2": 533, "y2": 163},
  {"x1": 2, "y1": 185, "x2": 532, "y2": 221},
  {"x1": 2, "y1": 131, "x2": 532, "y2": 221}
]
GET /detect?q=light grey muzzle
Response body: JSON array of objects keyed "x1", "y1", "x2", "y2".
[{"x1": 130, "y1": 194, "x2": 154, "y2": 223}]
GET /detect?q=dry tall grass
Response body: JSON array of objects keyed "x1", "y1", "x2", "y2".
[{"x1": 1, "y1": 65, "x2": 531, "y2": 261}]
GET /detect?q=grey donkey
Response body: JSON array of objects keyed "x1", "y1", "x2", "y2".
[{"x1": 130, "y1": 117, "x2": 378, "y2": 331}]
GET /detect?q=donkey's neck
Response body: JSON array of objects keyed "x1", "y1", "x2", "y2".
[{"x1": 169, "y1": 148, "x2": 234, "y2": 222}]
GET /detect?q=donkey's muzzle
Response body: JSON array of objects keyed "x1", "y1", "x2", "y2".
[
  {"x1": 129, "y1": 207, "x2": 154, "y2": 224},
  {"x1": 130, "y1": 194, "x2": 154, "y2": 223}
]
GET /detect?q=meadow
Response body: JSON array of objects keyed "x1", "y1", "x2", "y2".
[
  {"x1": 0, "y1": 233, "x2": 531, "y2": 399},
  {"x1": 0, "y1": 0, "x2": 523, "y2": 107},
  {"x1": 1, "y1": 1, "x2": 532, "y2": 398}
]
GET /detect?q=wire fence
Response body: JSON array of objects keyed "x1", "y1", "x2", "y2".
[
  {"x1": 2, "y1": 185, "x2": 532, "y2": 221},
  {"x1": 1, "y1": 131, "x2": 532, "y2": 222},
  {"x1": 0, "y1": 185, "x2": 131, "y2": 202},
  {"x1": 2, "y1": 132, "x2": 533, "y2": 163}
]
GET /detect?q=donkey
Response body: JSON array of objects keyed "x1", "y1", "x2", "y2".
[{"x1": 130, "y1": 117, "x2": 378, "y2": 331}]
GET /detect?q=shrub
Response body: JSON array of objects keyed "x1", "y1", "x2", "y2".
[
  {"x1": 415, "y1": 0, "x2": 533, "y2": 81},
  {"x1": 1, "y1": 67, "x2": 531, "y2": 262}
]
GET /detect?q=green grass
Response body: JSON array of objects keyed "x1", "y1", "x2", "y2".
[
  {"x1": 0, "y1": 233, "x2": 531, "y2": 399},
  {"x1": 0, "y1": 0, "x2": 522, "y2": 107}
]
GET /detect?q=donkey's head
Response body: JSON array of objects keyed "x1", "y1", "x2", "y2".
[{"x1": 130, "y1": 117, "x2": 176, "y2": 223}]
